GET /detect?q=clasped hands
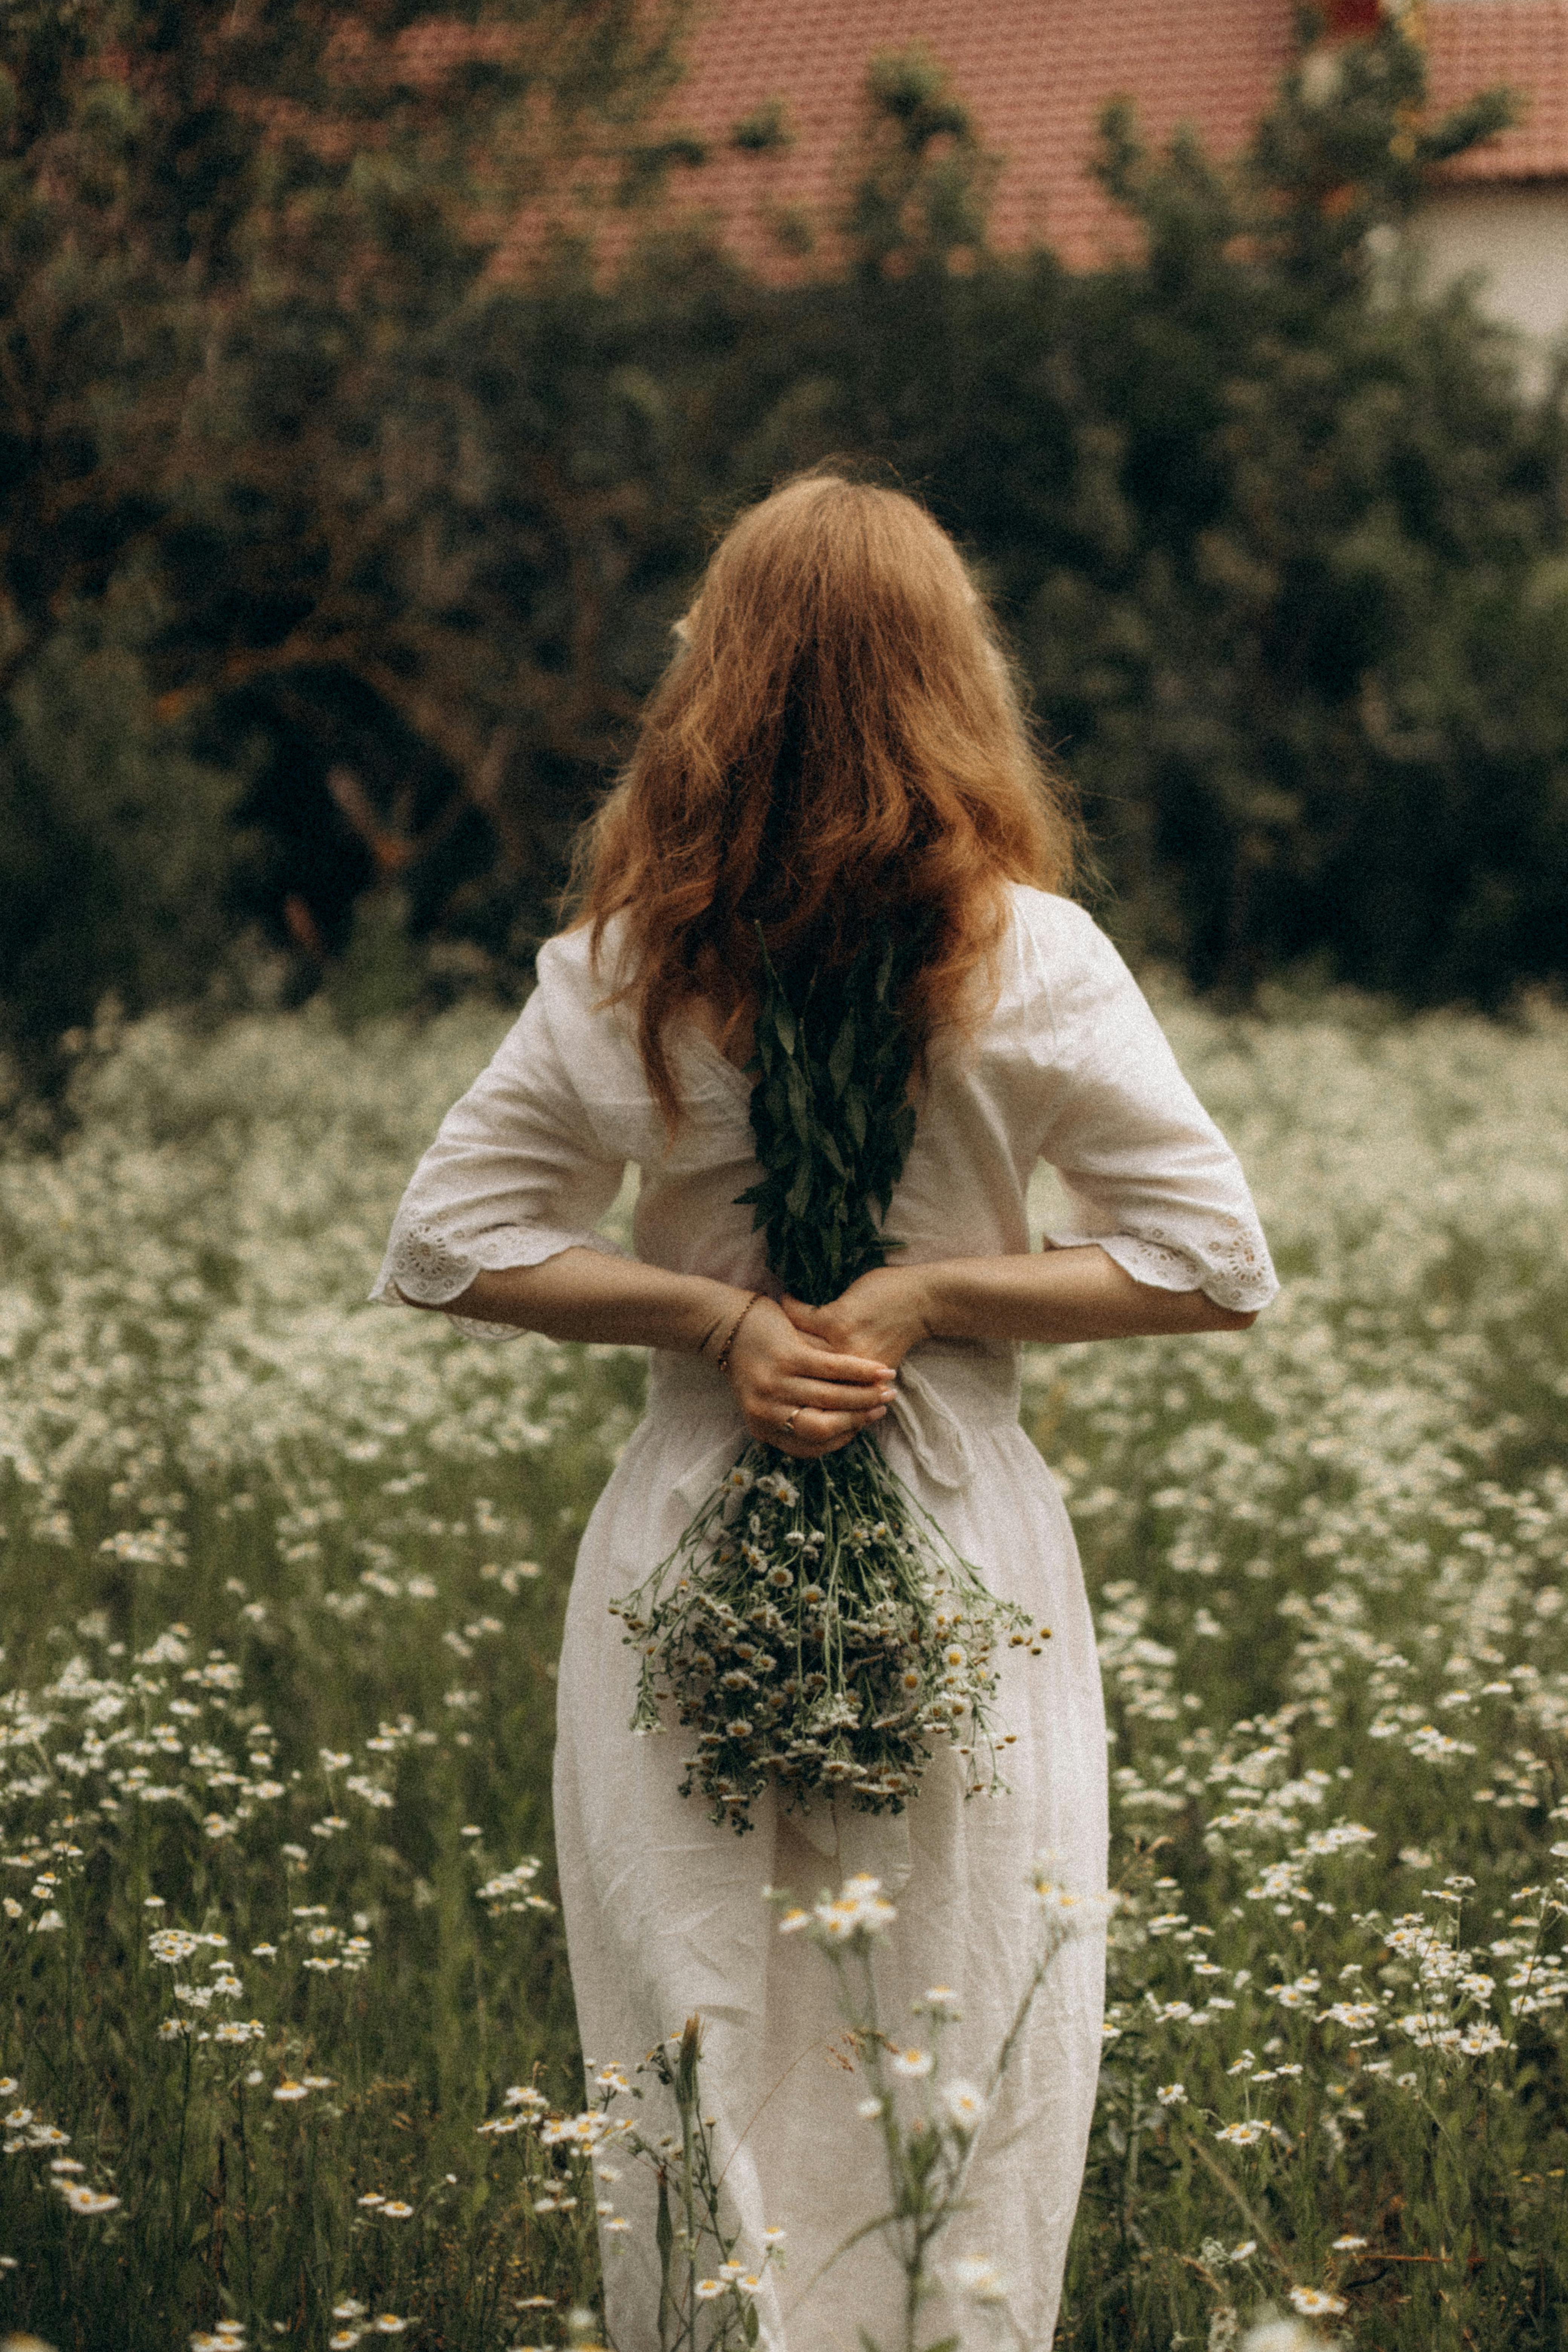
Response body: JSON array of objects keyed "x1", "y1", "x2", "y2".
[
  {"x1": 708, "y1": 1267, "x2": 932, "y2": 1462},
  {"x1": 419, "y1": 1233, "x2": 1242, "y2": 1446}
]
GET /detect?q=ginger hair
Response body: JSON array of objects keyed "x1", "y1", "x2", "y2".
[{"x1": 570, "y1": 470, "x2": 1080, "y2": 1127}]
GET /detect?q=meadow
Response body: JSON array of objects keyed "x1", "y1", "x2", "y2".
[{"x1": 1, "y1": 979, "x2": 1566, "y2": 2351}]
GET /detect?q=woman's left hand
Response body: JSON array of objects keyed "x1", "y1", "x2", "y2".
[{"x1": 779, "y1": 1265, "x2": 934, "y2": 1373}]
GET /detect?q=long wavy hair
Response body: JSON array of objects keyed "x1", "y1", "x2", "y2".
[{"x1": 570, "y1": 470, "x2": 1081, "y2": 1127}]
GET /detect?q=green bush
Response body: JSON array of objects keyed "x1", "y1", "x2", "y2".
[
  {"x1": 1, "y1": 5, "x2": 1565, "y2": 1053},
  {"x1": 0, "y1": 586, "x2": 245, "y2": 1083}
]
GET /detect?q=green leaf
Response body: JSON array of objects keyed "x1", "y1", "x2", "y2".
[
  {"x1": 828, "y1": 1009, "x2": 856, "y2": 1095},
  {"x1": 784, "y1": 1059, "x2": 811, "y2": 1142},
  {"x1": 655, "y1": 2173, "x2": 673, "y2": 2282}
]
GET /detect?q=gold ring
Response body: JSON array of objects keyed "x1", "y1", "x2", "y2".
[{"x1": 782, "y1": 1406, "x2": 800, "y2": 1434}]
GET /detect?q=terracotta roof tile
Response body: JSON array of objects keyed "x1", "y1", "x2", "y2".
[
  {"x1": 1428, "y1": 2, "x2": 1568, "y2": 184},
  {"x1": 659, "y1": 0, "x2": 1293, "y2": 270},
  {"x1": 643, "y1": 0, "x2": 1567, "y2": 274}
]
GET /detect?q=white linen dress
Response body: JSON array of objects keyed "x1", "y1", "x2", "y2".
[{"x1": 372, "y1": 885, "x2": 1278, "y2": 2352}]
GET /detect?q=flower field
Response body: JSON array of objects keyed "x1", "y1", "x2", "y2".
[{"x1": 1, "y1": 984, "x2": 1566, "y2": 2350}]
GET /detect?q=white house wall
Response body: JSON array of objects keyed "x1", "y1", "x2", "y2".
[{"x1": 1417, "y1": 184, "x2": 1568, "y2": 384}]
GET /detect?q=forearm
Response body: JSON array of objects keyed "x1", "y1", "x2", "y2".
[
  {"x1": 402, "y1": 1248, "x2": 899, "y2": 1458},
  {"x1": 403, "y1": 1249, "x2": 748, "y2": 1355},
  {"x1": 916, "y1": 1243, "x2": 1257, "y2": 1346}
]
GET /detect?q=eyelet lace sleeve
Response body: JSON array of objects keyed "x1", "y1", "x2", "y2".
[
  {"x1": 370, "y1": 971, "x2": 628, "y2": 1342},
  {"x1": 1025, "y1": 899, "x2": 1279, "y2": 1317},
  {"x1": 1064, "y1": 1222, "x2": 1276, "y2": 1316}
]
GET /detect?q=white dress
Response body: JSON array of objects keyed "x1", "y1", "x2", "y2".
[{"x1": 372, "y1": 886, "x2": 1278, "y2": 2351}]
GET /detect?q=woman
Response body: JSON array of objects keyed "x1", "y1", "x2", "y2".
[{"x1": 373, "y1": 473, "x2": 1277, "y2": 2350}]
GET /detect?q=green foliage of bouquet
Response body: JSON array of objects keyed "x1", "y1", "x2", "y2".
[
  {"x1": 734, "y1": 929, "x2": 918, "y2": 1306},
  {"x1": 611, "y1": 934, "x2": 1041, "y2": 1835}
]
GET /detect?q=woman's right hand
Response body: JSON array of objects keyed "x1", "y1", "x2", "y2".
[{"x1": 717, "y1": 1295, "x2": 896, "y2": 1460}]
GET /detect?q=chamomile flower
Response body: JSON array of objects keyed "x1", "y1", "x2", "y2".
[
  {"x1": 948, "y1": 2254, "x2": 1007, "y2": 2303},
  {"x1": 941, "y1": 2079, "x2": 986, "y2": 2130},
  {"x1": 57, "y1": 2183, "x2": 121, "y2": 2215},
  {"x1": 1287, "y1": 2287, "x2": 1348, "y2": 2317}
]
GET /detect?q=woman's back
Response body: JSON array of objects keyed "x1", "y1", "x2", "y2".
[{"x1": 375, "y1": 883, "x2": 1274, "y2": 1337}]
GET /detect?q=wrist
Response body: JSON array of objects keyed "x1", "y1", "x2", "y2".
[
  {"x1": 688, "y1": 1278, "x2": 755, "y2": 1362},
  {"x1": 909, "y1": 1258, "x2": 982, "y2": 1345},
  {"x1": 903, "y1": 1263, "x2": 940, "y2": 1346}
]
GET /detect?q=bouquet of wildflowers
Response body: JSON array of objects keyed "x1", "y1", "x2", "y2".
[{"x1": 611, "y1": 932, "x2": 1044, "y2": 1835}]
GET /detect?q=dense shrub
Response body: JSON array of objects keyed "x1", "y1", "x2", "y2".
[{"x1": 1, "y1": 5, "x2": 1564, "y2": 1075}]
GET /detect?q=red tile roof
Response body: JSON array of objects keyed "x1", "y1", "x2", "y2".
[
  {"x1": 646, "y1": 0, "x2": 1568, "y2": 274},
  {"x1": 1428, "y1": 2, "x2": 1568, "y2": 183},
  {"x1": 659, "y1": 0, "x2": 1292, "y2": 272}
]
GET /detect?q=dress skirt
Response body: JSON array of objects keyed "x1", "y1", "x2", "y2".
[{"x1": 553, "y1": 1342, "x2": 1109, "y2": 2352}]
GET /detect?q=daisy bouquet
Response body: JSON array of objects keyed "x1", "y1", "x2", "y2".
[{"x1": 611, "y1": 931, "x2": 1042, "y2": 1835}]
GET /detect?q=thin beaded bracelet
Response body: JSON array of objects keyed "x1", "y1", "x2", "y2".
[{"x1": 712, "y1": 1290, "x2": 763, "y2": 1377}]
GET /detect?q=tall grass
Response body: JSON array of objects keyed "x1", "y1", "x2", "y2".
[{"x1": 1, "y1": 986, "x2": 1565, "y2": 2347}]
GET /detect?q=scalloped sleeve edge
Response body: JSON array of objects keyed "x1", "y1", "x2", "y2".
[
  {"x1": 368, "y1": 1223, "x2": 627, "y2": 1342},
  {"x1": 1041, "y1": 1228, "x2": 1280, "y2": 1317}
]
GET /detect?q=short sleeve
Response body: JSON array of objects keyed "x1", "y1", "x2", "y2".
[
  {"x1": 1023, "y1": 899, "x2": 1279, "y2": 1316},
  {"x1": 369, "y1": 947, "x2": 628, "y2": 1341}
]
